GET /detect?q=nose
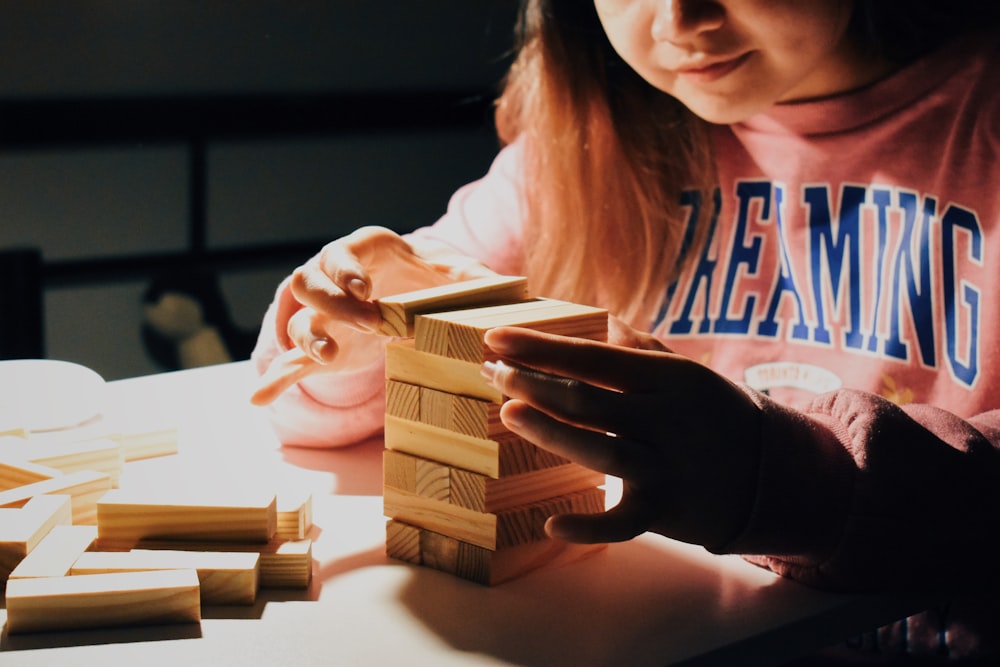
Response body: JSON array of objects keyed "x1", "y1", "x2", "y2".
[{"x1": 651, "y1": 0, "x2": 725, "y2": 44}]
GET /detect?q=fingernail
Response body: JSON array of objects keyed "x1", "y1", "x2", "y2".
[
  {"x1": 480, "y1": 360, "x2": 509, "y2": 386},
  {"x1": 347, "y1": 278, "x2": 369, "y2": 301},
  {"x1": 310, "y1": 338, "x2": 331, "y2": 363}
]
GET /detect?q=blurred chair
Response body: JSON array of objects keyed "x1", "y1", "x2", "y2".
[{"x1": 0, "y1": 247, "x2": 45, "y2": 359}]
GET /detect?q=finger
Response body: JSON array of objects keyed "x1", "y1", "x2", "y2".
[
  {"x1": 498, "y1": 398, "x2": 652, "y2": 481},
  {"x1": 287, "y1": 309, "x2": 340, "y2": 364},
  {"x1": 607, "y1": 316, "x2": 673, "y2": 352},
  {"x1": 545, "y1": 493, "x2": 655, "y2": 544},
  {"x1": 290, "y1": 262, "x2": 381, "y2": 333},
  {"x1": 485, "y1": 358, "x2": 637, "y2": 438},
  {"x1": 315, "y1": 234, "x2": 373, "y2": 300},
  {"x1": 250, "y1": 348, "x2": 321, "y2": 406},
  {"x1": 484, "y1": 327, "x2": 678, "y2": 393}
]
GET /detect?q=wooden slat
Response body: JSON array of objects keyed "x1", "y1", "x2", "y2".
[
  {"x1": 384, "y1": 414, "x2": 564, "y2": 479},
  {"x1": 9, "y1": 525, "x2": 99, "y2": 580},
  {"x1": 96, "y1": 489, "x2": 277, "y2": 543},
  {"x1": 276, "y1": 492, "x2": 313, "y2": 540},
  {"x1": 385, "y1": 380, "x2": 421, "y2": 422},
  {"x1": 0, "y1": 457, "x2": 60, "y2": 491},
  {"x1": 0, "y1": 470, "x2": 112, "y2": 525},
  {"x1": 375, "y1": 275, "x2": 530, "y2": 337},
  {"x1": 414, "y1": 299, "x2": 607, "y2": 363},
  {"x1": 384, "y1": 448, "x2": 604, "y2": 514},
  {"x1": 383, "y1": 485, "x2": 605, "y2": 551},
  {"x1": 93, "y1": 535, "x2": 313, "y2": 589},
  {"x1": 386, "y1": 339, "x2": 502, "y2": 403},
  {"x1": 386, "y1": 519, "x2": 606, "y2": 586},
  {"x1": 1, "y1": 495, "x2": 74, "y2": 583},
  {"x1": 72, "y1": 549, "x2": 260, "y2": 606},
  {"x1": 4, "y1": 569, "x2": 202, "y2": 634}
]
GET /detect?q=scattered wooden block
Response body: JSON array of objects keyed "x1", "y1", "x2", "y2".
[
  {"x1": 383, "y1": 485, "x2": 605, "y2": 551},
  {"x1": 4, "y1": 569, "x2": 202, "y2": 634},
  {"x1": 276, "y1": 492, "x2": 313, "y2": 540},
  {"x1": 0, "y1": 437, "x2": 125, "y2": 488},
  {"x1": 386, "y1": 519, "x2": 606, "y2": 586},
  {"x1": 96, "y1": 489, "x2": 277, "y2": 543},
  {"x1": 71, "y1": 550, "x2": 260, "y2": 606},
  {"x1": 414, "y1": 298, "x2": 608, "y2": 363},
  {"x1": 1, "y1": 495, "x2": 74, "y2": 584},
  {"x1": 384, "y1": 414, "x2": 565, "y2": 479},
  {"x1": 93, "y1": 536, "x2": 313, "y2": 589},
  {"x1": 116, "y1": 427, "x2": 179, "y2": 462},
  {"x1": 0, "y1": 469, "x2": 112, "y2": 525},
  {"x1": 384, "y1": 449, "x2": 605, "y2": 514},
  {"x1": 8, "y1": 525, "x2": 99, "y2": 580},
  {"x1": 375, "y1": 275, "x2": 530, "y2": 337},
  {"x1": 386, "y1": 339, "x2": 502, "y2": 403},
  {"x1": 0, "y1": 457, "x2": 60, "y2": 491}
]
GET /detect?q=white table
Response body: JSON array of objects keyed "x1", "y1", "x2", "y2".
[{"x1": 0, "y1": 362, "x2": 926, "y2": 666}]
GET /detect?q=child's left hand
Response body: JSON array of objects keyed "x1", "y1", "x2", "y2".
[{"x1": 481, "y1": 325, "x2": 762, "y2": 551}]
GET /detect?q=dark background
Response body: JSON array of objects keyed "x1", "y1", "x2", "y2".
[{"x1": 0, "y1": 1, "x2": 518, "y2": 379}]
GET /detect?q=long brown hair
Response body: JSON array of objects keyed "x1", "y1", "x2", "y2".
[{"x1": 494, "y1": 0, "x2": 714, "y2": 328}]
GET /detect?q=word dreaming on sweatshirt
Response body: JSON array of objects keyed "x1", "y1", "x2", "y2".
[{"x1": 654, "y1": 180, "x2": 983, "y2": 388}]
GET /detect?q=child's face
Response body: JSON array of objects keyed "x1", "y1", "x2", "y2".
[{"x1": 594, "y1": 0, "x2": 876, "y2": 123}]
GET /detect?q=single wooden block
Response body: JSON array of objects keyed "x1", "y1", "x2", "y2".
[
  {"x1": 375, "y1": 275, "x2": 530, "y2": 337},
  {"x1": 116, "y1": 427, "x2": 179, "y2": 462},
  {"x1": 386, "y1": 519, "x2": 606, "y2": 586},
  {"x1": 93, "y1": 536, "x2": 313, "y2": 589},
  {"x1": 385, "y1": 380, "x2": 421, "y2": 422},
  {"x1": 0, "y1": 469, "x2": 111, "y2": 525},
  {"x1": 96, "y1": 489, "x2": 277, "y2": 543},
  {"x1": 384, "y1": 448, "x2": 605, "y2": 514},
  {"x1": 384, "y1": 414, "x2": 565, "y2": 479},
  {"x1": 0, "y1": 457, "x2": 60, "y2": 491},
  {"x1": 1, "y1": 495, "x2": 74, "y2": 584},
  {"x1": 383, "y1": 485, "x2": 605, "y2": 551},
  {"x1": 383, "y1": 449, "x2": 450, "y2": 502},
  {"x1": 414, "y1": 298, "x2": 608, "y2": 363},
  {"x1": 385, "y1": 520, "x2": 421, "y2": 564},
  {"x1": 4, "y1": 437, "x2": 125, "y2": 487},
  {"x1": 276, "y1": 492, "x2": 313, "y2": 540},
  {"x1": 71, "y1": 550, "x2": 260, "y2": 606},
  {"x1": 4, "y1": 569, "x2": 202, "y2": 634},
  {"x1": 8, "y1": 525, "x2": 99, "y2": 580},
  {"x1": 386, "y1": 339, "x2": 502, "y2": 403}
]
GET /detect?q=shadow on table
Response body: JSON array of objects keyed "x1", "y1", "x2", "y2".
[
  {"x1": 0, "y1": 620, "x2": 203, "y2": 651},
  {"x1": 279, "y1": 435, "x2": 384, "y2": 497},
  {"x1": 390, "y1": 536, "x2": 837, "y2": 667}
]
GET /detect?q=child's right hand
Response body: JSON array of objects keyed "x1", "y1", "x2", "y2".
[{"x1": 251, "y1": 226, "x2": 458, "y2": 405}]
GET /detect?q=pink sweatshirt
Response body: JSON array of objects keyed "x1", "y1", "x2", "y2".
[{"x1": 253, "y1": 32, "x2": 1000, "y2": 658}]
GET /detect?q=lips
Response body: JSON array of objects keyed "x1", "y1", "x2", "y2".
[{"x1": 674, "y1": 52, "x2": 751, "y2": 82}]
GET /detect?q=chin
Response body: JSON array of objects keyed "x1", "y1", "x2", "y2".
[{"x1": 679, "y1": 95, "x2": 774, "y2": 125}]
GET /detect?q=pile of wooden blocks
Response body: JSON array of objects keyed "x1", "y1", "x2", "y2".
[
  {"x1": 1, "y1": 425, "x2": 313, "y2": 634},
  {"x1": 378, "y1": 276, "x2": 609, "y2": 585}
]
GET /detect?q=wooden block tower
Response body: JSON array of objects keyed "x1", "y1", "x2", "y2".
[{"x1": 379, "y1": 276, "x2": 609, "y2": 585}]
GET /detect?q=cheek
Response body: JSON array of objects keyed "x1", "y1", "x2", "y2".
[{"x1": 594, "y1": 4, "x2": 654, "y2": 75}]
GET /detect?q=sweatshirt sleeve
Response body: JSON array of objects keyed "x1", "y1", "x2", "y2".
[
  {"x1": 719, "y1": 387, "x2": 1000, "y2": 594},
  {"x1": 250, "y1": 141, "x2": 528, "y2": 447}
]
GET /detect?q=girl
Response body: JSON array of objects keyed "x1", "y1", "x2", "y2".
[{"x1": 252, "y1": 1, "x2": 1000, "y2": 661}]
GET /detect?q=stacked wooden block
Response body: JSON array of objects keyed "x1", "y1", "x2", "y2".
[
  {"x1": 1, "y1": 427, "x2": 313, "y2": 634},
  {"x1": 378, "y1": 276, "x2": 609, "y2": 585}
]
